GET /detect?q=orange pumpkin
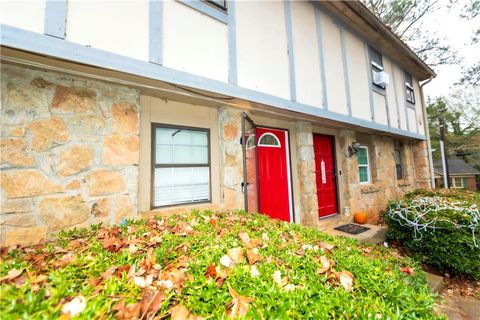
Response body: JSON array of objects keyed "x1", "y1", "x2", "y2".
[{"x1": 354, "y1": 212, "x2": 368, "y2": 224}]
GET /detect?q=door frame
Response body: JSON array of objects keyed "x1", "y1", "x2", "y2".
[
  {"x1": 257, "y1": 125, "x2": 295, "y2": 223},
  {"x1": 241, "y1": 113, "x2": 260, "y2": 213},
  {"x1": 313, "y1": 133, "x2": 340, "y2": 219}
]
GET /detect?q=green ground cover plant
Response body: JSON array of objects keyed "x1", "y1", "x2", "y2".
[
  {"x1": 0, "y1": 210, "x2": 442, "y2": 319},
  {"x1": 385, "y1": 189, "x2": 480, "y2": 279}
]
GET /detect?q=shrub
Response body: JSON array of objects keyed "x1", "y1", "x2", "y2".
[
  {"x1": 385, "y1": 189, "x2": 480, "y2": 279},
  {"x1": 0, "y1": 210, "x2": 442, "y2": 319}
]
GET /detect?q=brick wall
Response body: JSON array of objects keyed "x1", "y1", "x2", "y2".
[{"x1": 0, "y1": 64, "x2": 141, "y2": 246}]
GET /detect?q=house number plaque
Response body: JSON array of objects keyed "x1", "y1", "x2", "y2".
[{"x1": 321, "y1": 160, "x2": 326, "y2": 184}]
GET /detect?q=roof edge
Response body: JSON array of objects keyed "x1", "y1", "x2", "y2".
[{"x1": 316, "y1": 1, "x2": 436, "y2": 81}]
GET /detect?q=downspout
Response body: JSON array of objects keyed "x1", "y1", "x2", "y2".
[{"x1": 419, "y1": 76, "x2": 435, "y2": 188}]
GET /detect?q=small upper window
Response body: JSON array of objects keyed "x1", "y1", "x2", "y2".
[
  {"x1": 404, "y1": 71, "x2": 415, "y2": 104},
  {"x1": 258, "y1": 133, "x2": 280, "y2": 147},
  {"x1": 368, "y1": 46, "x2": 385, "y2": 89},
  {"x1": 204, "y1": 0, "x2": 227, "y2": 11}
]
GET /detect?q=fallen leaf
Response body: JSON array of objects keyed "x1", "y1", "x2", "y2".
[
  {"x1": 227, "y1": 248, "x2": 245, "y2": 264},
  {"x1": 400, "y1": 267, "x2": 415, "y2": 275},
  {"x1": 205, "y1": 264, "x2": 217, "y2": 279},
  {"x1": 250, "y1": 265, "x2": 260, "y2": 278},
  {"x1": 226, "y1": 287, "x2": 255, "y2": 318},
  {"x1": 140, "y1": 248, "x2": 157, "y2": 271},
  {"x1": 139, "y1": 289, "x2": 166, "y2": 320},
  {"x1": 0, "y1": 268, "x2": 24, "y2": 283},
  {"x1": 284, "y1": 284, "x2": 297, "y2": 291},
  {"x1": 134, "y1": 274, "x2": 154, "y2": 288},
  {"x1": 272, "y1": 270, "x2": 288, "y2": 287},
  {"x1": 102, "y1": 237, "x2": 123, "y2": 252},
  {"x1": 238, "y1": 232, "x2": 251, "y2": 246},
  {"x1": 317, "y1": 256, "x2": 332, "y2": 274},
  {"x1": 246, "y1": 249, "x2": 263, "y2": 265},
  {"x1": 128, "y1": 244, "x2": 139, "y2": 254},
  {"x1": 335, "y1": 271, "x2": 354, "y2": 292},
  {"x1": 101, "y1": 266, "x2": 117, "y2": 280},
  {"x1": 31, "y1": 274, "x2": 48, "y2": 284},
  {"x1": 262, "y1": 232, "x2": 269, "y2": 242},
  {"x1": 113, "y1": 300, "x2": 142, "y2": 320},
  {"x1": 210, "y1": 217, "x2": 218, "y2": 229},
  {"x1": 62, "y1": 296, "x2": 86, "y2": 317}
]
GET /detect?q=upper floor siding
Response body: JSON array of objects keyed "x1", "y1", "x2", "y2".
[{"x1": 0, "y1": 0, "x2": 426, "y2": 139}]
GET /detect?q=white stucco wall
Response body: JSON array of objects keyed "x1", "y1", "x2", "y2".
[
  {"x1": 66, "y1": 0, "x2": 149, "y2": 61},
  {"x1": 290, "y1": 1, "x2": 323, "y2": 108},
  {"x1": 235, "y1": 0, "x2": 290, "y2": 100},
  {"x1": 320, "y1": 12, "x2": 348, "y2": 115},
  {"x1": 163, "y1": 0, "x2": 229, "y2": 82},
  {"x1": 0, "y1": 0, "x2": 45, "y2": 33}
]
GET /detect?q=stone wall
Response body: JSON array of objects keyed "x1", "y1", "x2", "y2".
[
  {"x1": 295, "y1": 122, "x2": 318, "y2": 227},
  {"x1": 0, "y1": 64, "x2": 140, "y2": 246},
  {"x1": 218, "y1": 107, "x2": 244, "y2": 210},
  {"x1": 337, "y1": 131, "x2": 432, "y2": 224}
]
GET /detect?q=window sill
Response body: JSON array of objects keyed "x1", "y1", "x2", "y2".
[
  {"x1": 406, "y1": 102, "x2": 416, "y2": 109},
  {"x1": 372, "y1": 85, "x2": 386, "y2": 96},
  {"x1": 360, "y1": 185, "x2": 380, "y2": 194},
  {"x1": 397, "y1": 181, "x2": 411, "y2": 187}
]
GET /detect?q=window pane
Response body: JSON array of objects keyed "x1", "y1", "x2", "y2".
[
  {"x1": 155, "y1": 127, "x2": 208, "y2": 165},
  {"x1": 368, "y1": 46, "x2": 383, "y2": 68},
  {"x1": 357, "y1": 147, "x2": 368, "y2": 165},
  {"x1": 396, "y1": 164, "x2": 403, "y2": 180},
  {"x1": 259, "y1": 133, "x2": 280, "y2": 146},
  {"x1": 359, "y1": 166, "x2": 369, "y2": 183},
  {"x1": 154, "y1": 167, "x2": 210, "y2": 206}
]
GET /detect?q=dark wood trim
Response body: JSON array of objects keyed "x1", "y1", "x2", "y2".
[{"x1": 150, "y1": 122, "x2": 212, "y2": 210}]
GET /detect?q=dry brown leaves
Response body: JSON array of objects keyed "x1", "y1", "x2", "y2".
[
  {"x1": 170, "y1": 304, "x2": 204, "y2": 320},
  {"x1": 226, "y1": 287, "x2": 255, "y2": 318},
  {"x1": 114, "y1": 289, "x2": 166, "y2": 320}
]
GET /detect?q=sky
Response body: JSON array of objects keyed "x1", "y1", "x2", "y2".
[{"x1": 421, "y1": 1, "x2": 479, "y2": 100}]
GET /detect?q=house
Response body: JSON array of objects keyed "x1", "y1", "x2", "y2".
[
  {"x1": 0, "y1": 0, "x2": 436, "y2": 246},
  {"x1": 434, "y1": 157, "x2": 479, "y2": 190}
]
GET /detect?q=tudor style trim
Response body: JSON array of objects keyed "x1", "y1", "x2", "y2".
[
  {"x1": 149, "y1": 1, "x2": 163, "y2": 65},
  {"x1": 44, "y1": 0, "x2": 67, "y2": 39},
  {"x1": 0, "y1": 24, "x2": 427, "y2": 141},
  {"x1": 284, "y1": 0, "x2": 297, "y2": 102}
]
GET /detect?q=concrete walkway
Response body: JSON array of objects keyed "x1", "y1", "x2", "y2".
[{"x1": 438, "y1": 293, "x2": 480, "y2": 320}]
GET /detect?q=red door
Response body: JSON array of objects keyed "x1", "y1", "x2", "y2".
[
  {"x1": 257, "y1": 127, "x2": 292, "y2": 222},
  {"x1": 313, "y1": 134, "x2": 338, "y2": 218}
]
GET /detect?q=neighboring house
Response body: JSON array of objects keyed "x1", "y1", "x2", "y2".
[
  {"x1": 0, "y1": 0, "x2": 435, "y2": 246},
  {"x1": 434, "y1": 158, "x2": 479, "y2": 191}
]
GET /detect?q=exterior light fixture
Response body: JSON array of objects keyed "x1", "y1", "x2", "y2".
[{"x1": 348, "y1": 142, "x2": 361, "y2": 157}]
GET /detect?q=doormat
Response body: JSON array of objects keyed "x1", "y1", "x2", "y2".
[{"x1": 334, "y1": 223, "x2": 370, "y2": 235}]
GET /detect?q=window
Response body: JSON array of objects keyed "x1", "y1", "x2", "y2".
[
  {"x1": 404, "y1": 71, "x2": 415, "y2": 104},
  {"x1": 258, "y1": 133, "x2": 280, "y2": 147},
  {"x1": 357, "y1": 146, "x2": 371, "y2": 183},
  {"x1": 204, "y1": 0, "x2": 227, "y2": 11},
  {"x1": 152, "y1": 125, "x2": 210, "y2": 207},
  {"x1": 449, "y1": 177, "x2": 464, "y2": 189},
  {"x1": 368, "y1": 46, "x2": 385, "y2": 89},
  {"x1": 394, "y1": 142, "x2": 404, "y2": 180}
]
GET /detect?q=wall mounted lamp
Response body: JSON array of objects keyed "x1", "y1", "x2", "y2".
[{"x1": 348, "y1": 142, "x2": 361, "y2": 157}]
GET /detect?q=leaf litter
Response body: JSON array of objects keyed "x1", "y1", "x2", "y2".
[{"x1": 0, "y1": 210, "x2": 441, "y2": 319}]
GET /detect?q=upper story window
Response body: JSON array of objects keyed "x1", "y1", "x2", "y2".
[
  {"x1": 357, "y1": 146, "x2": 371, "y2": 184},
  {"x1": 368, "y1": 46, "x2": 386, "y2": 89},
  {"x1": 404, "y1": 71, "x2": 415, "y2": 104},
  {"x1": 204, "y1": 0, "x2": 227, "y2": 11},
  {"x1": 152, "y1": 124, "x2": 210, "y2": 208}
]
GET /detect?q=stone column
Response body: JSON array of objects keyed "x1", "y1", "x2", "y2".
[
  {"x1": 295, "y1": 122, "x2": 318, "y2": 227},
  {"x1": 338, "y1": 129, "x2": 358, "y2": 214},
  {"x1": 412, "y1": 140, "x2": 432, "y2": 189},
  {"x1": 218, "y1": 107, "x2": 244, "y2": 210}
]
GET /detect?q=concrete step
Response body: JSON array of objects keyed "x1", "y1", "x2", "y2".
[
  {"x1": 426, "y1": 272, "x2": 445, "y2": 294},
  {"x1": 322, "y1": 222, "x2": 387, "y2": 244}
]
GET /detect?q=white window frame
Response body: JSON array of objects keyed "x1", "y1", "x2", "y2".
[
  {"x1": 357, "y1": 146, "x2": 371, "y2": 184},
  {"x1": 152, "y1": 124, "x2": 211, "y2": 208},
  {"x1": 258, "y1": 132, "x2": 281, "y2": 148},
  {"x1": 449, "y1": 177, "x2": 464, "y2": 189}
]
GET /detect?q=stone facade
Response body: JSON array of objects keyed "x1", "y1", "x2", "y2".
[
  {"x1": 0, "y1": 64, "x2": 140, "y2": 246},
  {"x1": 336, "y1": 130, "x2": 431, "y2": 224},
  {"x1": 295, "y1": 122, "x2": 318, "y2": 228},
  {"x1": 218, "y1": 107, "x2": 244, "y2": 210}
]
